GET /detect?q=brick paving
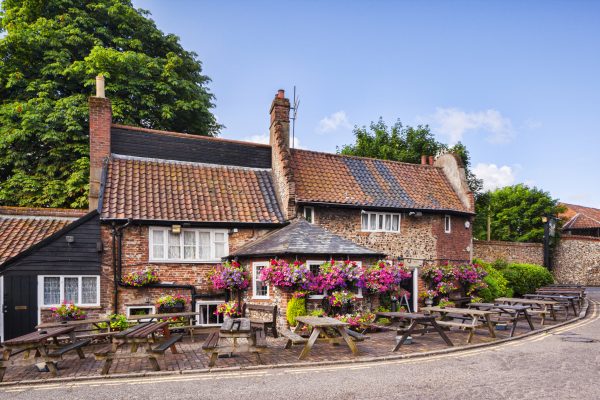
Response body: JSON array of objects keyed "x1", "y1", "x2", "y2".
[{"x1": 0, "y1": 316, "x2": 568, "y2": 383}]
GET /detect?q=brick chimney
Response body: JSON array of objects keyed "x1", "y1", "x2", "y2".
[
  {"x1": 421, "y1": 155, "x2": 427, "y2": 165},
  {"x1": 269, "y1": 89, "x2": 295, "y2": 220},
  {"x1": 88, "y1": 75, "x2": 112, "y2": 211}
]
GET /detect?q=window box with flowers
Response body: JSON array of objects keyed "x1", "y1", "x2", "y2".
[
  {"x1": 51, "y1": 302, "x2": 87, "y2": 321},
  {"x1": 122, "y1": 267, "x2": 159, "y2": 287},
  {"x1": 156, "y1": 294, "x2": 187, "y2": 313}
]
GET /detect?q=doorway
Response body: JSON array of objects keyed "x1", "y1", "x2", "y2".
[{"x1": 3, "y1": 275, "x2": 38, "y2": 340}]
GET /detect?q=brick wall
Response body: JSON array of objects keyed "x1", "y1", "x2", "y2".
[
  {"x1": 473, "y1": 240, "x2": 544, "y2": 265},
  {"x1": 553, "y1": 236, "x2": 600, "y2": 286},
  {"x1": 309, "y1": 206, "x2": 471, "y2": 262},
  {"x1": 98, "y1": 225, "x2": 273, "y2": 315}
]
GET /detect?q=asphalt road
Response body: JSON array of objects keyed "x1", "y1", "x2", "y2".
[{"x1": 2, "y1": 289, "x2": 599, "y2": 400}]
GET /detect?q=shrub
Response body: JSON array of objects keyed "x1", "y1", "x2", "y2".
[
  {"x1": 309, "y1": 308, "x2": 325, "y2": 317},
  {"x1": 286, "y1": 296, "x2": 307, "y2": 326},
  {"x1": 499, "y1": 263, "x2": 554, "y2": 297},
  {"x1": 474, "y1": 259, "x2": 513, "y2": 302}
]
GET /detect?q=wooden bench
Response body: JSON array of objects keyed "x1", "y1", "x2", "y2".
[
  {"x1": 435, "y1": 320, "x2": 484, "y2": 343},
  {"x1": 147, "y1": 334, "x2": 183, "y2": 371},
  {"x1": 94, "y1": 345, "x2": 115, "y2": 375},
  {"x1": 244, "y1": 304, "x2": 278, "y2": 338},
  {"x1": 46, "y1": 339, "x2": 91, "y2": 362},
  {"x1": 344, "y1": 329, "x2": 368, "y2": 342},
  {"x1": 280, "y1": 329, "x2": 308, "y2": 349}
]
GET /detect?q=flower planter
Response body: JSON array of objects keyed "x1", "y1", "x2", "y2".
[{"x1": 158, "y1": 303, "x2": 185, "y2": 314}]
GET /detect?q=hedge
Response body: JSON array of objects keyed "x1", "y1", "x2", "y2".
[
  {"x1": 495, "y1": 262, "x2": 554, "y2": 297},
  {"x1": 286, "y1": 296, "x2": 307, "y2": 326},
  {"x1": 473, "y1": 259, "x2": 513, "y2": 302}
]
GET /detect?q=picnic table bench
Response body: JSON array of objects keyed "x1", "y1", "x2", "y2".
[
  {"x1": 37, "y1": 317, "x2": 117, "y2": 342},
  {"x1": 422, "y1": 306, "x2": 499, "y2": 344},
  {"x1": 374, "y1": 312, "x2": 454, "y2": 350},
  {"x1": 495, "y1": 298, "x2": 559, "y2": 325},
  {"x1": 287, "y1": 316, "x2": 361, "y2": 360},
  {"x1": 243, "y1": 304, "x2": 278, "y2": 338},
  {"x1": 468, "y1": 303, "x2": 535, "y2": 336},
  {"x1": 0, "y1": 326, "x2": 86, "y2": 381},
  {"x1": 523, "y1": 294, "x2": 579, "y2": 316},
  {"x1": 94, "y1": 321, "x2": 181, "y2": 374},
  {"x1": 201, "y1": 318, "x2": 266, "y2": 367}
]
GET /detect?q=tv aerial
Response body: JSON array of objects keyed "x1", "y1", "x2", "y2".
[{"x1": 291, "y1": 86, "x2": 300, "y2": 148}]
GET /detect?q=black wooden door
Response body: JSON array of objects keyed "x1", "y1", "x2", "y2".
[{"x1": 3, "y1": 275, "x2": 38, "y2": 340}]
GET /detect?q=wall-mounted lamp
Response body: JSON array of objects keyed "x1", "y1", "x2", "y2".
[
  {"x1": 408, "y1": 211, "x2": 423, "y2": 217},
  {"x1": 171, "y1": 224, "x2": 181, "y2": 234},
  {"x1": 464, "y1": 221, "x2": 471, "y2": 229},
  {"x1": 65, "y1": 235, "x2": 75, "y2": 244}
]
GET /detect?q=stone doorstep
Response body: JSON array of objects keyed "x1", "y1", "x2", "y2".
[{"x1": 0, "y1": 299, "x2": 591, "y2": 388}]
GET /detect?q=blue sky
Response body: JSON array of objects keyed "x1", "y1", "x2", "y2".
[{"x1": 132, "y1": 0, "x2": 600, "y2": 207}]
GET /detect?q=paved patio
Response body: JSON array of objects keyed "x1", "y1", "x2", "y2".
[{"x1": 0, "y1": 315, "x2": 573, "y2": 383}]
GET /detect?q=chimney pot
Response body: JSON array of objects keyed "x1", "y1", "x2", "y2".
[
  {"x1": 277, "y1": 89, "x2": 285, "y2": 99},
  {"x1": 421, "y1": 155, "x2": 427, "y2": 165},
  {"x1": 95, "y1": 75, "x2": 105, "y2": 98},
  {"x1": 428, "y1": 155, "x2": 435, "y2": 165}
]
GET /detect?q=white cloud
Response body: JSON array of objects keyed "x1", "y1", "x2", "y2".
[
  {"x1": 473, "y1": 163, "x2": 516, "y2": 191},
  {"x1": 242, "y1": 134, "x2": 269, "y2": 145},
  {"x1": 427, "y1": 108, "x2": 514, "y2": 145},
  {"x1": 317, "y1": 111, "x2": 351, "y2": 133}
]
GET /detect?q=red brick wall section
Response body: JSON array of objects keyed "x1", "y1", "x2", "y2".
[
  {"x1": 432, "y1": 214, "x2": 473, "y2": 263},
  {"x1": 97, "y1": 225, "x2": 273, "y2": 316},
  {"x1": 88, "y1": 96, "x2": 112, "y2": 211}
]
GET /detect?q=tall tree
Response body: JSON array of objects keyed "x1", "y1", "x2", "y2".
[
  {"x1": 473, "y1": 184, "x2": 565, "y2": 243},
  {"x1": 0, "y1": 0, "x2": 220, "y2": 208},
  {"x1": 339, "y1": 118, "x2": 483, "y2": 193}
]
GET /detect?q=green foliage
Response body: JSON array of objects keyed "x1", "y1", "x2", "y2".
[
  {"x1": 0, "y1": 0, "x2": 219, "y2": 208},
  {"x1": 97, "y1": 313, "x2": 129, "y2": 331},
  {"x1": 377, "y1": 317, "x2": 391, "y2": 326},
  {"x1": 338, "y1": 118, "x2": 482, "y2": 193},
  {"x1": 309, "y1": 308, "x2": 325, "y2": 317},
  {"x1": 473, "y1": 258, "x2": 513, "y2": 302},
  {"x1": 286, "y1": 297, "x2": 307, "y2": 326},
  {"x1": 474, "y1": 184, "x2": 565, "y2": 242},
  {"x1": 497, "y1": 263, "x2": 554, "y2": 297}
]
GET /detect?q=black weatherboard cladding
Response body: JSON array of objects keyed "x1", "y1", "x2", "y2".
[
  {"x1": 1, "y1": 213, "x2": 101, "y2": 275},
  {"x1": 111, "y1": 128, "x2": 272, "y2": 168},
  {"x1": 343, "y1": 157, "x2": 415, "y2": 208}
]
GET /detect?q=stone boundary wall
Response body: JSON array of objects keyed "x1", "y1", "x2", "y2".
[
  {"x1": 473, "y1": 240, "x2": 544, "y2": 265},
  {"x1": 553, "y1": 236, "x2": 600, "y2": 286}
]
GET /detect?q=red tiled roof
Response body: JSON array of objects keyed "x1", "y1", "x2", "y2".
[
  {"x1": 100, "y1": 156, "x2": 285, "y2": 224},
  {"x1": 290, "y1": 150, "x2": 471, "y2": 213},
  {"x1": 0, "y1": 208, "x2": 85, "y2": 264},
  {"x1": 560, "y1": 203, "x2": 600, "y2": 230}
]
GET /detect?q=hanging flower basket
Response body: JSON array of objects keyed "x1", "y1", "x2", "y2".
[{"x1": 122, "y1": 267, "x2": 159, "y2": 287}]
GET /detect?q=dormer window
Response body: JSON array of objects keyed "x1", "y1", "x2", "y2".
[{"x1": 303, "y1": 206, "x2": 315, "y2": 224}]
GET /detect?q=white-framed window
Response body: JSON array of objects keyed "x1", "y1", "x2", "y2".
[
  {"x1": 126, "y1": 305, "x2": 156, "y2": 322},
  {"x1": 252, "y1": 262, "x2": 270, "y2": 299},
  {"x1": 303, "y1": 206, "x2": 315, "y2": 224},
  {"x1": 307, "y1": 260, "x2": 326, "y2": 299},
  {"x1": 361, "y1": 212, "x2": 400, "y2": 233},
  {"x1": 195, "y1": 300, "x2": 225, "y2": 326},
  {"x1": 38, "y1": 276, "x2": 100, "y2": 307},
  {"x1": 149, "y1": 227, "x2": 229, "y2": 263},
  {"x1": 444, "y1": 215, "x2": 452, "y2": 233}
]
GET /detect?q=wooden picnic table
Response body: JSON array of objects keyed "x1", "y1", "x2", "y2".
[
  {"x1": 374, "y1": 312, "x2": 453, "y2": 350},
  {"x1": 495, "y1": 297, "x2": 559, "y2": 325},
  {"x1": 202, "y1": 318, "x2": 266, "y2": 367},
  {"x1": 95, "y1": 321, "x2": 180, "y2": 374},
  {"x1": 0, "y1": 326, "x2": 85, "y2": 381},
  {"x1": 421, "y1": 306, "x2": 499, "y2": 344},
  {"x1": 523, "y1": 294, "x2": 579, "y2": 316},
  {"x1": 293, "y1": 316, "x2": 358, "y2": 360},
  {"x1": 468, "y1": 303, "x2": 535, "y2": 337}
]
